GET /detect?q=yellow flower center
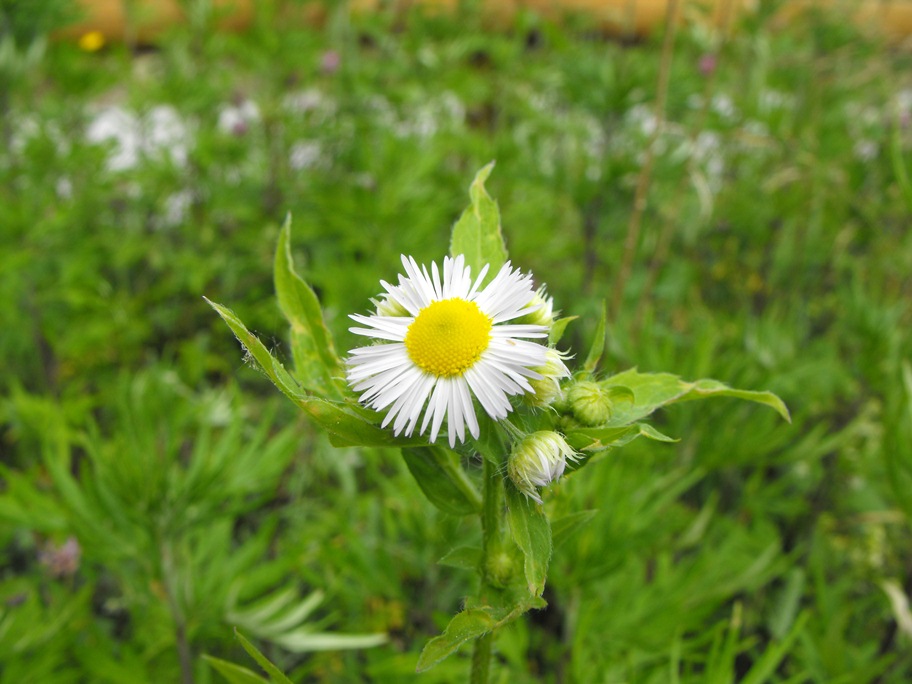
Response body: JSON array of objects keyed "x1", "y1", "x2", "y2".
[{"x1": 405, "y1": 298, "x2": 492, "y2": 377}]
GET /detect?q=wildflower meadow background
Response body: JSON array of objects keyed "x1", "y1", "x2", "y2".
[{"x1": 2, "y1": 1, "x2": 912, "y2": 682}]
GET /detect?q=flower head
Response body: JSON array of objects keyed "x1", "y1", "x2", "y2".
[
  {"x1": 347, "y1": 255, "x2": 552, "y2": 447},
  {"x1": 524, "y1": 348, "x2": 571, "y2": 408},
  {"x1": 508, "y1": 431, "x2": 577, "y2": 503}
]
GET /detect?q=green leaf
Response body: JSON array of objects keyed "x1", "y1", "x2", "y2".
[
  {"x1": 207, "y1": 298, "x2": 423, "y2": 448},
  {"x1": 505, "y1": 486, "x2": 552, "y2": 597},
  {"x1": 203, "y1": 656, "x2": 269, "y2": 684},
  {"x1": 301, "y1": 396, "x2": 426, "y2": 448},
  {"x1": 564, "y1": 421, "x2": 677, "y2": 456},
  {"x1": 675, "y1": 378, "x2": 791, "y2": 422},
  {"x1": 274, "y1": 215, "x2": 342, "y2": 397},
  {"x1": 595, "y1": 369, "x2": 790, "y2": 427},
  {"x1": 438, "y1": 546, "x2": 482, "y2": 570},
  {"x1": 583, "y1": 303, "x2": 606, "y2": 372},
  {"x1": 416, "y1": 595, "x2": 545, "y2": 671},
  {"x1": 416, "y1": 608, "x2": 498, "y2": 672},
  {"x1": 449, "y1": 162, "x2": 507, "y2": 279},
  {"x1": 402, "y1": 447, "x2": 481, "y2": 515},
  {"x1": 205, "y1": 298, "x2": 302, "y2": 402},
  {"x1": 233, "y1": 629, "x2": 294, "y2": 684}
]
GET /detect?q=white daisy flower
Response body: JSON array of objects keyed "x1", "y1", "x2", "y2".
[{"x1": 347, "y1": 254, "x2": 556, "y2": 447}]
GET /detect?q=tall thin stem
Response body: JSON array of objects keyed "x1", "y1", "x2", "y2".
[
  {"x1": 610, "y1": 0, "x2": 682, "y2": 319},
  {"x1": 161, "y1": 539, "x2": 194, "y2": 684}
]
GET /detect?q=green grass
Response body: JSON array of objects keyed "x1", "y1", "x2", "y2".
[{"x1": 2, "y1": 1, "x2": 911, "y2": 682}]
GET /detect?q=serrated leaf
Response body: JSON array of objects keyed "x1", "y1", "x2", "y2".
[
  {"x1": 203, "y1": 656, "x2": 269, "y2": 684},
  {"x1": 438, "y1": 546, "x2": 482, "y2": 570},
  {"x1": 505, "y1": 486, "x2": 552, "y2": 596},
  {"x1": 583, "y1": 303, "x2": 607, "y2": 372},
  {"x1": 402, "y1": 447, "x2": 481, "y2": 516},
  {"x1": 234, "y1": 629, "x2": 294, "y2": 684},
  {"x1": 274, "y1": 215, "x2": 342, "y2": 397},
  {"x1": 449, "y1": 162, "x2": 507, "y2": 279}
]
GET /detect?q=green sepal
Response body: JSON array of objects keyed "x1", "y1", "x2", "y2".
[
  {"x1": 582, "y1": 302, "x2": 607, "y2": 372},
  {"x1": 597, "y1": 369, "x2": 791, "y2": 427},
  {"x1": 402, "y1": 446, "x2": 482, "y2": 516},
  {"x1": 505, "y1": 485, "x2": 552, "y2": 597},
  {"x1": 449, "y1": 161, "x2": 507, "y2": 280},
  {"x1": 549, "y1": 315, "x2": 577, "y2": 346},
  {"x1": 274, "y1": 214, "x2": 342, "y2": 398}
]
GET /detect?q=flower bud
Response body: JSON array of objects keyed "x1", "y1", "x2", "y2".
[
  {"x1": 524, "y1": 349, "x2": 571, "y2": 408},
  {"x1": 485, "y1": 548, "x2": 519, "y2": 588},
  {"x1": 371, "y1": 295, "x2": 410, "y2": 317},
  {"x1": 508, "y1": 431, "x2": 577, "y2": 503},
  {"x1": 517, "y1": 285, "x2": 557, "y2": 328},
  {"x1": 566, "y1": 380, "x2": 612, "y2": 426}
]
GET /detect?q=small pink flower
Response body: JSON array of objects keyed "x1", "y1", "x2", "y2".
[
  {"x1": 320, "y1": 50, "x2": 341, "y2": 75},
  {"x1": 699, "y1": 53, "x2": 717, "y2": 77},
  {"x1": 38, "y1": 536, "x2": 81, "y2": 578}
]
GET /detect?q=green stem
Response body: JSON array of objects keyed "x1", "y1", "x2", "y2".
[
  {"x1": 470, "y1": 457, "x2": 502, "y2": 683},
  {"x1": 431, "y1": 446, "x2": 483, "y2": 513},
  {"x1": 481, "y1": 457, "x2": 503, "y2": 560},
  {"x1": 470, "y1": 631, "x2": 493, "y2": 684}
]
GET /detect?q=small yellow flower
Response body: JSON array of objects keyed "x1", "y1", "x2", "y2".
[{"x1": 78, "y1": 30, "x2": 106, "y2": 53}]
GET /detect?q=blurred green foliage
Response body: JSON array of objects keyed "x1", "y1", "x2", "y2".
[{"x1": 1, "y1": 1, "x2": 911, "y2": 682}]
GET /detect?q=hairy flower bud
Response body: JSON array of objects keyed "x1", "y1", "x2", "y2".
[
  {"x1": 508, "y1": 431, "x2": 577, "y2": 503},
  {"x1": 566, "y1": 380, "x2": 612, "y2": 426},
  {"x1": 517, "y1": 285, "x2": 557, "y2": 328},
  {"x1": 524, "y1": 349, "x2": 571, "y2": 407}
]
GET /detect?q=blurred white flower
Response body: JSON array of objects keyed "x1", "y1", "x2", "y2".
[
  {"x1": 86, "y1": 104, "x2": 190, "y2": 172},
  {"x1": 217, "y1": 99, "x2": 260, "y2": 136},
  {"x1": 289, "y1": 140, "x2": 322, "y2": 170}
]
